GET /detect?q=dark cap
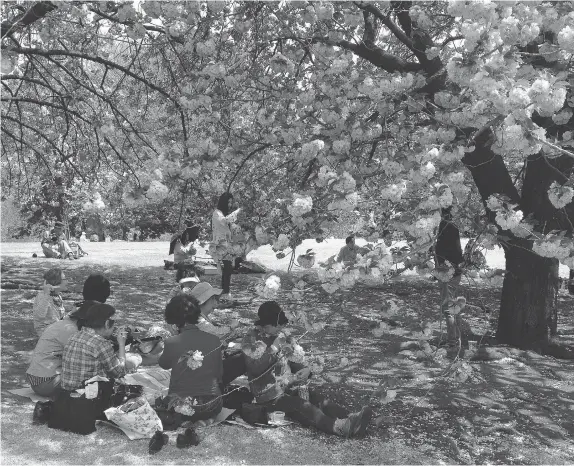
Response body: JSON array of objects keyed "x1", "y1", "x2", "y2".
[
  {"x1": 82, "y1": 303, "x2": 116, "y2": 329},
  {"x1": 255, "y1": 301, "x2": 288, "y2": 327}
]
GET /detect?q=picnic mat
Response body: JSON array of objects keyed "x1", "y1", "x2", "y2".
[
  {"x1": 123, "y1": 367, "x2": 171, "y2": 402},
  {"x1": 7, "y1": 387, "x2": 51, "y2": 403}
]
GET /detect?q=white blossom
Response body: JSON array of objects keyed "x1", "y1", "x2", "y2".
[{"x1": 548, "y1": 181, "x2": 574, "y2": 209}]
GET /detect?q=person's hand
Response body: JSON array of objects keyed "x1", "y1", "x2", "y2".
[{"x1": 116, "y1": 327, "x2": 128, "y2": 346}]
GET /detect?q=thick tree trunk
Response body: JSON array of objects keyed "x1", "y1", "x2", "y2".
[{"x1": 497, "y1": 239, "x2": 559, "y2": 348}]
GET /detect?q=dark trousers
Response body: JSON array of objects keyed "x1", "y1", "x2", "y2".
[
  {"x1": 221, "y1": 260, "x2": 233, "y2": 293},
  {"x1": 222, "y1": 351, "x2": 246, "y2": 386},
  {"x1": 221, "y1": 258, "x2": 244, "y2": 293},
  {"x1": 268, "y1": 390, "x2": 349, "y2": 435}
]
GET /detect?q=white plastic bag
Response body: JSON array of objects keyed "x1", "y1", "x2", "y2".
[{"x1": 104, "y1": 397, "x2": 163, "y2": 440}]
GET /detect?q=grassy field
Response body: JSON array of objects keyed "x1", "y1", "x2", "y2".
[{"x1": 1, "y1": 241, "x2": 573, "y2": 464}]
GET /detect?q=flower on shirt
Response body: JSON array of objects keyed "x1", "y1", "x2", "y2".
[
  {"x1": 242, "y1": 336, "x2": 268, "y2": 360},
  {"x1": 178, "y1": 350, "x2": 204, "y2": 370}
]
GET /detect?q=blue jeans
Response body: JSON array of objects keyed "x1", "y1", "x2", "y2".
[{"x1": 266, "y1": 390, "x2": 349, "y2": 434}]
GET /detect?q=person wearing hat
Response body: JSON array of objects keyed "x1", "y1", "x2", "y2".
[
  {"x1": 41, "y1": 221, "x2": 78, "y2": 260},
  {"x1": 61, "y1": 302, "x2": 128, "y2": 390},
  {"x1": 26, "y1": 274, "x2": 112, "y2": 397},
  {"x1": 241, "y1": 301, "x2": 373, "y2": 438},
  {"x1": 189, "y1": 282, "x2": 247, "y2": 386}
]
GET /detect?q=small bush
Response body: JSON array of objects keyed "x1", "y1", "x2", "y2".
[{"x1": 90, "y1": 234, "x2": 99, "y2": 242}]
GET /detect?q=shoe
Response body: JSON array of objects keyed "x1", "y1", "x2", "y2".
[
  {"x1": 349, "y1": 406, "x2": 373, "y2": 438},
  {"x1": 176, "y1": 427, "x2": 200, "y2": 448},
  {"x1": 149, "y1": 430, "x2": 168, "y2": 454},
  {"x1": 32, "y1": 400, "x2": 52, "y2": 425},
  {"x1": 334, "y1": 417, "x2": 353, "y2": 438}
]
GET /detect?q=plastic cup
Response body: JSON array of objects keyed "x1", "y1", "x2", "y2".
[{"x1": 269, "y1": 411, "x2": 285, "y2": 423}]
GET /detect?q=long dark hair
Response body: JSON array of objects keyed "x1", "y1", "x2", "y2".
[
  {"x1": 216, "y1": 192, "x2": 234, "y2": 216},
  {"x1": 181, "y1": 225, "x2": 200, "y2": 246}
]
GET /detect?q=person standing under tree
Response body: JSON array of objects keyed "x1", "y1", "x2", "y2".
[{"x1": 211, "y1": 192, "x2": 242, "y2": 300}]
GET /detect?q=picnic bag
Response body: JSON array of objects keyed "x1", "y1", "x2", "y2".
[
  {"x1": 48, "y1": 380, "x2": 114, "y2": 435},
  {"x1": 104, "y1": 396, "x2": 163, "y2": 440}
]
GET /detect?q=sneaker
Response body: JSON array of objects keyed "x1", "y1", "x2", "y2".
[
  {"x1": 149, "y1": 430, "x2": 168, "y2": 454},
  {"x1": 32, "y1": 400, "x2": 52, "y2": 425},
  {"x1": 176, "y1": 427, "x2": 200, "y2": 448},
  {"x1": 349, "y1": 406, "x2": 373, "y2": 438}
]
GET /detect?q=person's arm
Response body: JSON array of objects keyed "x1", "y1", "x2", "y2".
[
  {"x1": 33, "y1": 293, "x2": 49, "y2": 320},
  {"x1": 100, "y1": 334, "x2": 127, "y2": 379},
  {"x1": 158, "y1": 339, "x2": 175, "y2": 369}
]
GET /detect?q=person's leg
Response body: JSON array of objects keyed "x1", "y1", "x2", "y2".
[
  {"x1": 58, "y1": 240, "x2": 74, "y2": 258},
  {"x1": 273, "y1": 394, "x2": 337, "y2": 435},
  {"x1": 308, "y1": 389, "x2": 349, "y2": 420},
  {"x1": 221, "y1": 260, "x2": 233, "y2": 293},
  {"x1": 222, "y1": 352, "x2": 246, "y2": 386},
  {"x1": 30, "y1": 375, "x2": 62, "y2": 398},
  {"x1": 42, "y1": 244, "x2": 60, "y2": 258}
]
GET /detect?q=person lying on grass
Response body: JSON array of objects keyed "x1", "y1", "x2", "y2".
[
  {"x1": 60, "y1": 303, "x2": 129, "y2": 390},
  {"x1": 33, "y1": 267, "x2": 67, "y2": 337},
  {"x1": 156, "y1": 294, "x2": 223, "y2": 430},
  {"x1": 241, "y1": 301, "x2": 373, "y2": 438},
  {"x1": 27, "y1": 274, "x2": 111, "y2": 397}
]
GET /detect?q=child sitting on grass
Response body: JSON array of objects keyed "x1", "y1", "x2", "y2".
[{"x1": 33, "y1": 267, "x2": 66, "y2": 337}]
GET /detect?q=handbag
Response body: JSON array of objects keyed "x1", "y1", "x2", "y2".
[
  {"x1": 223, "y1": 384, "x2": 254, "y2": 410},
  {"x1": 48, "y1": 380, "x2": 114, "y2": 435},
  {"x1": 104, "y1": 397, "x2": 163, "y2": 440},
  {"x1": 110, "y1": 383, "x2": 144, "y2": 407}
]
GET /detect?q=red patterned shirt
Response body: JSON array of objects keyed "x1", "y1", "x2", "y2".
[{"x1": 61, "y1": 327, "x2": 126, "y2": 390}]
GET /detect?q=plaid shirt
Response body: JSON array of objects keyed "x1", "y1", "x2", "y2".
[{"x1": 61, "y1": 327, "x2": 126, "y2": 390}]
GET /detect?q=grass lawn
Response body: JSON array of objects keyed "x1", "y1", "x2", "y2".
[{"x1": 1, "y1": 241, "x2": 573, "y2": 464}]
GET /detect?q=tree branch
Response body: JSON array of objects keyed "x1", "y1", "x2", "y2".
[
  {"x1": 1, "y1": 1, "x2": 56, "y2": 39},
  {"x1": 227, "y1": 144, "x2": 272, "y2": 192}
]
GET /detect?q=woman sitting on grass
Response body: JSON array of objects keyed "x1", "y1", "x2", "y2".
[
  {"x1": 26, "y1": 274, "x2": 111, "y2": 397},
  {"x1": 241, "y1": 301, "x2": 372, "y2": 438},
  {"x1": 60, "y1": 303, "x2": 128, "y2": 391},
  {"x1": 156, "y1": 294, "x2": 223, "y2": 429},
  {"x1": 33, "y1": 267, "x2": 67, "y2": 337}
]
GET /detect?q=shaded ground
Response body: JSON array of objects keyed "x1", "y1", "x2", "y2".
[{"x1": 1, "y1": 243, "x2": 574, "y2": 465}]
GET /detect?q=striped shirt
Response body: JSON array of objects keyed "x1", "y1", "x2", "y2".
[{"x1": 61, "y1": 327, "x2": 126, "y2": 390}]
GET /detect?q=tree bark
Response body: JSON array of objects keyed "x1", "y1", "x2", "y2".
[
  {"x1": 495, "y1": 153, "x2": 574, "y2": 346},
  {"x1": 497, "y1": 238, "x2": 559, "y2": 348}
]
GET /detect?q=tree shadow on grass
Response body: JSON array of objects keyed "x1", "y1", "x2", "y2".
[{"x1": 2, "y1": 255, "x2": 574, "y2": 464}]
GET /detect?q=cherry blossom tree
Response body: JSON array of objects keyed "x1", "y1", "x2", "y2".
[{"x1": 2, "y1": 1, "x2": 573, "y2": 353}]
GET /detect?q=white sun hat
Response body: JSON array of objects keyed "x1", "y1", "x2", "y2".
[{"x1": 190, "y1": 282, "x2": 223, "y2": 305}]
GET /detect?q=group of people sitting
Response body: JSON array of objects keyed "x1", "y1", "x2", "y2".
[{"x1": 27, "y1": 263, "x2": 373, "y2": 441}]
